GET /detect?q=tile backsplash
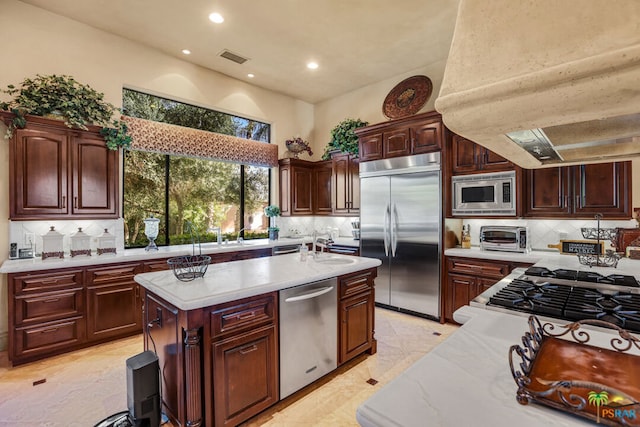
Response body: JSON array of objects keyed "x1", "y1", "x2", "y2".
[
  {"x1": 277, "y1": 216, "x2": 359, "y2": 240},
  {"x1": 464, "y1": 218, "x2": 638, "y2": 251},
  {"x1": 9, "y1": 219, "x2": 125, "y2": 256}
]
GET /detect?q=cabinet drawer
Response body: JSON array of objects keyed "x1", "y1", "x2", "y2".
[
  {"x1": 339, "y1": 269, "x2": 375, "y2": 299},
  {"x1": 15, "y1": 288, "x2": 84, "y2": 325},
  {"x1": 14, "y1": 317, "x2": 85, "y2": 360},
  {"x1": 86, "y1": 263, "x2": 142, "y2": 285},
  {"x1": 143, "y1": 259, "x2": 171, "y2": 272},
  {"x1": 12, "y1": 269, "x2": 83, "y2": 294},
  {"x1": 447, "y1": 257, "x2": 510, "y2": 279},
  {"x1": 210, "y1": 293, "x2": 277, "y2": 339}
]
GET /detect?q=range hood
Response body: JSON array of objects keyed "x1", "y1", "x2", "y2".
[{"x1": 435, "y1": 0, "x2": 640, "y2": 168}]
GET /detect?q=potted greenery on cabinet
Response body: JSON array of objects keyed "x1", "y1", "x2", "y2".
[
  {"x1": 0, "y1": 74, "x2": 131, "y2": 150},
  {"x1": 321, "y1": 118, "x2": 369, "y2": 160}
]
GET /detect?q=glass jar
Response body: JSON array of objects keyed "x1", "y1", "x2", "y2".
[
  {"x1": 144, "y1": 216, "x2": 160, "y2": 251},
  {"x1": 42, "y1": 226, "x2": 64, "y2": 260},
  {"x1": 70, "y1": 227, "x2": 91, "y2": 257},
  {"x1": 97, "y1": 229, "x2": 117, "y2": 255}
]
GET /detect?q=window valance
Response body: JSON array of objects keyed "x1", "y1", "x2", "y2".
[{"x1": 122, "y1": 116, "x2": 278, "y2": 167}]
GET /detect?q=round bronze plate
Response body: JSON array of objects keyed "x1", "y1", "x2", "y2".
[{"x1": 382, "y1": 75, "x2": 433, "y2": 119}]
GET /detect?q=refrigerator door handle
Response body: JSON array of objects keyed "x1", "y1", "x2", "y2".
[
  {"x1": 391, "y1": 203, "x2": 398, "y2": 257},
  {"x1": 383, "y1": 203, "x2": 390, "y2": 256}
]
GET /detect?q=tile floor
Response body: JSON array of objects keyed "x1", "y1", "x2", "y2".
[{"x1": 0, "y1": 308, "x2": 458, "y2": 427}]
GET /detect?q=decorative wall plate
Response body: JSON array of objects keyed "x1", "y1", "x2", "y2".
[{"x1": 382, "y1": 75, "x2": 433, "y2": 119}]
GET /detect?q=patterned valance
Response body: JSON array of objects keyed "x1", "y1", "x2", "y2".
[{"x1": 121, "y1": 116, "x2": 278, "y2": 167}]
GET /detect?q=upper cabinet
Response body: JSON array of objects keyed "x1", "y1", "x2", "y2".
[
  {"x1": 6, "y1": 114, "x2": 119, "y2": 220},
  {"x1": 523, "y1": 161, "x2": 632, "y2": 219},
  {"x1": 332, "y1": 153, "x2": 359, "y2": 216},
  {"x1": 279, "y1": 159, "x2": 314, "y2": 216},
  {"x1": 356, "y1": 111, "x2": 444, "y2": 162},
  {"x1": 450, "y1": 134, "x2": 514, "y2": 174}
]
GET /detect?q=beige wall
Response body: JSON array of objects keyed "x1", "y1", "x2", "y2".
[{"x1": 0, "y1": 0, "x2": 316, "y2": 350}]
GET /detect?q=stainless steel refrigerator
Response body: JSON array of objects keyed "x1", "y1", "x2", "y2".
[{"x1": 359, "y1": 152, "x2": 441, "y2": 319}]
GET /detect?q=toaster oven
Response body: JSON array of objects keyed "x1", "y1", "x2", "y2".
[{"x1": 480, "y1": 226, "x2": 530, "y2": 253}]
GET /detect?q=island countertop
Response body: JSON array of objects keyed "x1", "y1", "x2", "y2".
[{"x1": 134, "y1": 252, "x2": 381, "y2": 310}]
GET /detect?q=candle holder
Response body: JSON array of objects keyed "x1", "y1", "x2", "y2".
[{"x1": 144, "y1": 216, "x2": 160, "y2": 251}]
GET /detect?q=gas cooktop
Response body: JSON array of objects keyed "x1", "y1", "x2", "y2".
[{"x1": 484, "y1": 267, "x2": 640, "y2": 333}]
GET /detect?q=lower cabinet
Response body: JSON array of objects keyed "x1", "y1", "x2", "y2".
[
  {"x1": 211, "y1": 325, "x2": 278, "y2": 427},
  {"x1": 444, "y1": 256, "x2": 533, "y2": 323},
  {"x1": 338, "y1": 268, "x2": 376, "y2": 365}
]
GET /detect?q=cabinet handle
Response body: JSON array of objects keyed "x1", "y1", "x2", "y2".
[
  {"x1": 564, "y1": 195, "x2": 569, "y2": 209},
  {"x1": 43, "y1": 298, "x2": 61, "y2": 303},
  {"x1": 41, "y1": 327, "x2": 59, "y2": 334},
  {"x1": 238, "y1": 311, "x2": 256, "y2": 320},
  {"x1": 61, "y1": 196, "x2": 66, "y2": 207},
  {"x1": 575, "y1": 195, "x2": 580, "y2": 209},
  {"x1": 239, "y1": 344, "x2": 258, "y2": 355},
  {"x1": 41, "y1": 279, "x2": 60, "y2": 285},
  {"x1": 74, "y1": 197, "x2": 78, "y2": 209}
]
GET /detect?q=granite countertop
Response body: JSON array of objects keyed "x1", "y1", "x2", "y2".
[
  {"x1": 357, "y1": 306, "x2": 637, "y2": 427},
  {"x1": 134, "y1": 252, "x2": 381, "y2": 310}
]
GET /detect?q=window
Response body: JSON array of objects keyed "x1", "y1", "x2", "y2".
[{"x1": 122, "y1": 89, "x2": 271, "y2": 248}]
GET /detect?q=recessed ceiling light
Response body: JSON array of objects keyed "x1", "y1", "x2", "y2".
[
  {"x1": 247, "y1": 73, "x2": 255, "y2": 78},
  {"x1": 181, "y1": 49, "x2": 191, "y2": 55},
  {"x1": 307, "y1": 62, "x2": 319, "y2": 70},
  {"x1": 209, "y1": 12, "x2": 224, "y2": 24}
]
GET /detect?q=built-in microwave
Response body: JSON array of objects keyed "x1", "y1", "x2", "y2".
[{"x1": 451, "y1": 171, "x2": 516, "y2": 216}]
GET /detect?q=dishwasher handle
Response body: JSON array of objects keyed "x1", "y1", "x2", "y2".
[{"x1": 284, "y1": 286, "x2": 334, "y2": 303}]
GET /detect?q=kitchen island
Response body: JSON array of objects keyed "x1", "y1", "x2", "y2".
[{"x1": 134, "y1": 252, "x2": 381, "y2": 427}]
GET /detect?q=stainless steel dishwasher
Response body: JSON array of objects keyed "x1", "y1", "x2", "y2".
[{"x1": 279, "y1": 278, "x2": 337, "y2": 399}]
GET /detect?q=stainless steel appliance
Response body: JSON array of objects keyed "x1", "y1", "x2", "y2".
[
  {"x1": 279, "y1": 279, "x2": 337, "y2": 399},
  {"x1": 360, "y1": 153, "x2": 441, "y2": 319},
  {"x1": 472, "y1": 266, "x2": 640, "y2": 333},
  {"x1": 480, "y1": 225, "x2": 530, "y2": 253},
  {"x1": 451, "y1": 170, "x2": 516, "y2": 216}
]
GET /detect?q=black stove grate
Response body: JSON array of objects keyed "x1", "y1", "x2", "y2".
[
  {"x1": 523, "y1": 267, "x2": 639, "y2": 288},
  {"x1": 489, "y1": 279, "x2": 571, "y2": 318},
  {"x1": 564, "y1": 287, "x2": 640, "y2": 331}
]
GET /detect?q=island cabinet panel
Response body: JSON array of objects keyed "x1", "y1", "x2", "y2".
[
  {"x1": 207, "y1": 292, "x2": 279, "y2": 427},
  {"x1": 5, "y1": 113, "x2": 119, "y2": 220},
  {"x1": 8, "y1": 268, "x2": 86, "y2": 364},
  {"x1": 356, "y1": 111, "x2": 444, "y2": 163},
  {"x1": 444, "y1": 256, "x2": 533, "y2": 323},
  {"x1": 523, "y1": 161, "x2": 632, "y2": 218},
  {"x1": 86, "y1": 263, "x2": 143, "y2": 341},
  {"x1": 338, "y1": 268, "x2": 377, "y2": 365}
]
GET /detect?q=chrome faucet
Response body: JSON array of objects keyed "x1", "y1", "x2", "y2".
[
  {"x1": 207, "y1": 226, "x2": 222, "y2": 245},
  {"x1": 236, "y1": 227, "x2": 247, "y2": 245},
  {"x1": 312, "y1": 230, "x2": 333, "y2": 258}
]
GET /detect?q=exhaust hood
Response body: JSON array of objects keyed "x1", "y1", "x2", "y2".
[{"x1": 435, "y1": 0, "x2": 640, "y2": 168}]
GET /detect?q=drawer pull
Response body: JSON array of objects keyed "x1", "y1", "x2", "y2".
[
  {"x1": 238, "y1": 311, "x2": 257, "y2": 320},
  {"x1": 41, "y1": 279, "x2": 60, "y2": 286},
  {"x1": 239, "y1": 344, "x2": 258, "y2": 355},
  {"x1": 41, "y1": 327, "x2": 59, "y2": 334},
  {"x1": 43, "y1": 298, "x2": 61, "y2": 303}
]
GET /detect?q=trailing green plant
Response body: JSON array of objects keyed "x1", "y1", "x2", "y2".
[
  {"x1": 0, "y1": 74, "x2": 131, "y2": 150},
  {"x1": 321, "y1": 118, "x2": 369, "y2": 160}
]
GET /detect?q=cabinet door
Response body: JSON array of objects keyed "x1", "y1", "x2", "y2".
[
  {"x1": 332, "y1": 154, "x2": 350, "y2": 214},
  {"x1": 446, "y1": 273, "x2": 474, "y2": 323},
  {"x1": 523, "y1": 167, "x2": 571, "y2": 217},
  {"x1": 11, "y1": 127, "x2": 69, "y2": 218},
  {"x1": 450, "y1": 135, "x2": 478, "y2": 174},
  {"x1": 573, "y1": 162, "x2": 631, "y2": 218},
  {"x1": 71, "y1": 133, "x2": 118, "y2": 217},
  {"x1": 349, "y1": 155, "x2": 360, "y2": 213},
  {"x1": 313, "y1": 161, "x2": 333, "y2": 215},
  {"x1": 292, "y1": 166, "x2": 313, "y2": 215},
  {"x1": 212, "y1": 325, "x2": 278, "y2": 427},
  {"x1": 383, "y1": 128, "x2": 411, "y2": 158},
  {"x1": 480, "y1": 148, "x2": 513, "y2": 171},
  {"x1": 411, "y1": 121, "x2": 442, "y2": 154},
  {"x1": 86, "y1": 263, "x2": 143, "y2": 341},
  {"x1": 339, "y1": 290, "x2": 374, "y2": 364},
  {"x1": 278, "y1": 164, "x2": 291, "y2": 216},
  {"x1": 358, "y1": 132, "x2": 383, "y2": 161}
]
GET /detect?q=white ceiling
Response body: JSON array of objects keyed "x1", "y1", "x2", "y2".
[{"x1": 19, "y1": 0, "x2": 461, "y2": 104}]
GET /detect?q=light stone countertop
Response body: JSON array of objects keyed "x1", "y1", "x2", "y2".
[
  {"x1": 134, "y1": 252, "x2": 381, "y2": 311},
  {"x1": 357, "y1": 305, "x2": 637, "y2": 427}
]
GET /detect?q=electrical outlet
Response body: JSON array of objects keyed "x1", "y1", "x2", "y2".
[
  {"x1": 558, "y1": 231, "x2": 567, "y2": 240},
  {"x1": 24, "y1": 232, "x2": 35, "y2": 246}
]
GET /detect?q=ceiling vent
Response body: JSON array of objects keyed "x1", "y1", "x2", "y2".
[{"x1": 219, "y1": 49, "x2": 249, "y2": 64}]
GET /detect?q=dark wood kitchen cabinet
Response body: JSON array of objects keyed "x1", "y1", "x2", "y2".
[
  {"x1": 313, "y1": 160, "x2": 333, "y2": 215},
  {"x1": 450, "y1": 134, "x2": 514, "y2": 174},
  {"x1": 85, "y1": 263, "x2": 143, "y2": 342},
  {"x1": 338, "y1": 268, "x2": 376, "y2": 365},
  {"x1": 356, "y1": 111, "x2": 444, "y2": 162},
  {"x1": 523, "y1": 161, "x2": 632, "y2": 219},
  {"x1": 278, "y1": 158, "x2": 314, "y2": 216},
  {"x1": 5, "y1": 113, "x2": 119, "y2": 220},
  {"x1": 209, "y1": 292, "x2": 279, "y2": 427},
  {"x1": 444, "y1": 256, "x2": 533, "y2": 323},
  {"x1": 332, "y1": 153, "x2": 360, "y2": 215}
]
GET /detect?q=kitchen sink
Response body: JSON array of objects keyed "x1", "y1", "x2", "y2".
[{"x1": 313, "y1": 256, "x2": 356, "y2": 265}]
